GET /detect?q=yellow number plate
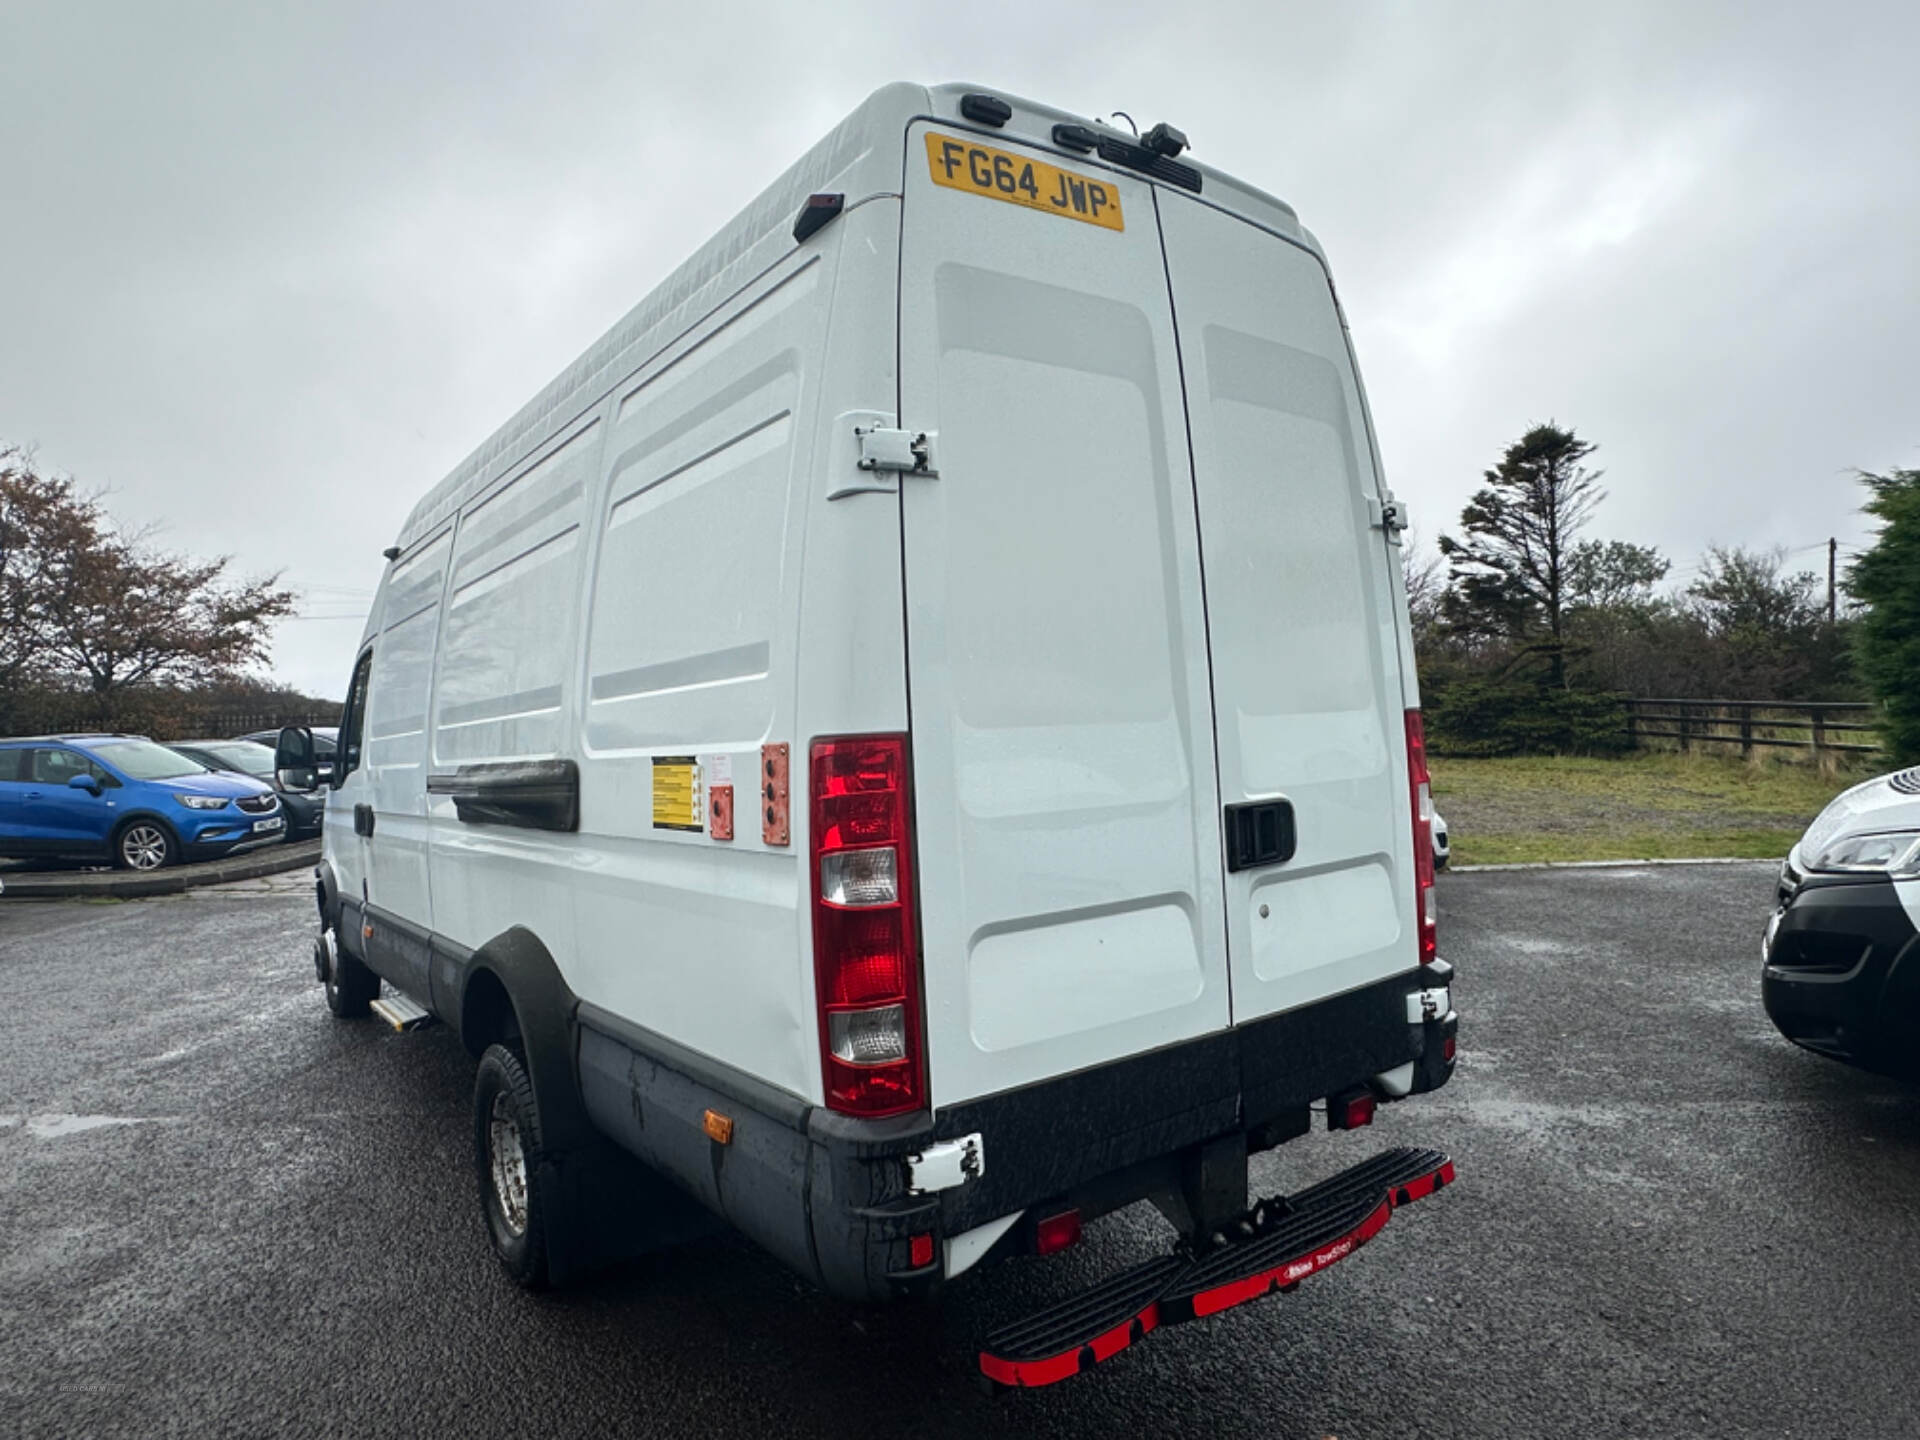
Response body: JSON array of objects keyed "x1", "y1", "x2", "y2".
[
  {"x1": 925, "y1": 133, "x2": 1124, "y2": 232},
  {"x1": 651, "y1": 756, "x2": 702, "y2": 832}
]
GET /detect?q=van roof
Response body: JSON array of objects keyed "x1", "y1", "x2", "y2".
[{"x1": 393, "y1": 82, "x2": 1319, "y2": 554}]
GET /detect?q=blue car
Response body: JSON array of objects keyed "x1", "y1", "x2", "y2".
[{"x1": 0, "y1": 733, "x2": 285, "y2": 871}]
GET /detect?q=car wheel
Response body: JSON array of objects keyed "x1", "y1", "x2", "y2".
[
  {"x1": 474, "y1": 1044, "x2": 551, "y2": 1290},
  {"x1": 320, "y1": 932, "x2": 380, "y2": 1018},
  {"x1": 113, "y1": 820, "x2": 177, "y2": 871}
]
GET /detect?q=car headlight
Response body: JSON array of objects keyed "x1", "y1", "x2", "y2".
[
  {"x1": 175, "y1": 795, "x2": 229, "y2": 810},
  {"x1": 1807, "y1": 829, "x2": 1920, "y2": 877}
]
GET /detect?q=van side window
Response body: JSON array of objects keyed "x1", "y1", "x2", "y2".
[{"x1": 336, "y1": 649, "x2": 375, "y2": 783}]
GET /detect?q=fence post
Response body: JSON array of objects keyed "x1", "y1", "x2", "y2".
[
  {"x1": 1740, "y1": 707, "x2": 1753, "y2": 760},
  {"x1": 1812, "y1": 711, "x2": 1827, "y2": 766},
  {"x1": 1626, "y1": 701, "x2": 1638, "y2": 750},
  {"x1": 1678, "y1": 703, "x2": 1691, "y2": 752}
]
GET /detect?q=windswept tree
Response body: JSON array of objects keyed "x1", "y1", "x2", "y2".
[
  {"x1": 1849, "y1": 469, "x2": 1920, "y2": 761},
  {"x1": 1439, "y1": 423, "x2": 1603, "y2": 685}
]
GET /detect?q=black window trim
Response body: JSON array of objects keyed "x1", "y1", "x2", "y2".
[{"x1": 334, "y1": 645, "x2": 375, "y2": 788}]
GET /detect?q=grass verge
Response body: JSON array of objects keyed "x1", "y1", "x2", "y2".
[{"x1": 1430, "y1": 750, "x2": 1872, "y2": 867}]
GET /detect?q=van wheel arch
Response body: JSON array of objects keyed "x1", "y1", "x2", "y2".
[
  {"x1": 314, "y1": 859, "x2": 340, "y2": 932},
  {"x1": 456, "y1": 927, "x2": 594, "y2": 1154}
]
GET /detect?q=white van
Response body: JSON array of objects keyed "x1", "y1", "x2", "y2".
[{"x1": 279, "y1": 82, "x2": 1458, "y2": 1387}]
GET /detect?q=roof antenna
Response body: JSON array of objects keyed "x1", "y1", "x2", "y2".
[{"x1": 1108, "y1": 110, "x2": 1139, "y2": 136}]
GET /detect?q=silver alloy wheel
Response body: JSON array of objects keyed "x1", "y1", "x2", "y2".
[
  {"x1": 488, "y1": 1091, "x2": 529, "y2": 1237},
  {"x1": 120, "y1": 824, "x2": 169, "y2": 871}
]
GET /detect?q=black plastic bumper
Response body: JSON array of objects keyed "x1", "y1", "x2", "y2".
[
  {"x1": 1763, "y1": 872, "x2": 1920, "y2": 1075},
  {"x1": 575, "y1": 962, "x2": 1458, "y2": 1303}
]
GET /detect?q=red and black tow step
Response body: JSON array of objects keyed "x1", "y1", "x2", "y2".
[{"x1": 978, "y1": 1145, "x2": 1455, "y2": 1390}]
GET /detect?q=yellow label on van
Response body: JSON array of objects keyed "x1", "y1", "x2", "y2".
[
  {"x1": 652, "y1": 756, "x2": 702, "y2": 832},
  {"x1": 925, "y1": 133, "x2": 1124, "y2": 232}
]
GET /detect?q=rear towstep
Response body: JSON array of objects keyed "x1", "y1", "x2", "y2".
[{"x1": 978, "y1": 1145, "x2": 1455, "y2": 1390}]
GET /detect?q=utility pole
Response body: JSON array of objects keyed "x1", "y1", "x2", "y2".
[{"x1": 1828, "y1": 537, "x2": 1838, "y2": 624}]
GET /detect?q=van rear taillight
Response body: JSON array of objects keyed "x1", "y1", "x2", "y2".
[
  {"x1": 1406, "y1": 710, "x2": 1437, "y2": 965},
  {"x1": 810, "y1": 735, "x2": 924, "y2": 1117}
]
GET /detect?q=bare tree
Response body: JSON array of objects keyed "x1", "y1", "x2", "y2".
[{"x1": 1400, "y1": 524, "x2": 1447, "y2": 650}]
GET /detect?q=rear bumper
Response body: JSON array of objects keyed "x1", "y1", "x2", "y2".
[
  {"x1": 1763, "y1": 874, "x2": 1920, "y2": 1075},
  {"x1": 576, "y1": 962, "x2": 1458, "y2": 1302}
]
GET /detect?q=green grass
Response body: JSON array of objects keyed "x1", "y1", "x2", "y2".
[{"x1": 1430, "y1": 750, "x2": 1871, "y2": 867}]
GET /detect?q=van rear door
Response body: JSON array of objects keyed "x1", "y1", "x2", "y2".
[
  {"x1": 898, "y1": 125, "x2": 1232, "y2": 1107},
  {"x1": 1155, "y1": 193, "x2": 1417, "y2": 1023}
]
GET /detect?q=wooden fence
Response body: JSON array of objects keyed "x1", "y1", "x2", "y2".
[{"x1": 1625, "y1": 698, "x2": 1881, "y2": 761}]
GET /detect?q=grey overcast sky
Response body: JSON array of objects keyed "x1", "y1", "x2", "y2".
[{"x1": 3, "y1": 0, "x2": 1916, "y2": 697}]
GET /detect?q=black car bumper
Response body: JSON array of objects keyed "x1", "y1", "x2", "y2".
[
  {"x1": 278, "y1": 791, "x2": 326, "y2": 835},
  {"x1": 575, "y1": 962, "x2": 1458, "y2": 1303},
  {"x1": 1763, "y1": 869, "x2": 1920, "y2": 1075}
]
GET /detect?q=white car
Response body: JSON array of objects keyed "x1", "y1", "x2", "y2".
[
  {"x1": 1432, "y1": 808, "x2": 1451, "y2": 870},
  {"x1": 1762, "y1": 766, "x2": 1920, "y2": 1076},
  {"x1": 275, "y1": 82, "x2": 1458, "y2": 1388}
]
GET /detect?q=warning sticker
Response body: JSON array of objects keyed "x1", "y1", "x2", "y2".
[{"x1": 652, "y1": 756, "x2": 702, "y2": 832}]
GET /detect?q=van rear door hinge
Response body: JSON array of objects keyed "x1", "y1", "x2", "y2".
[
  {"x1": 1368, "y1": 491, "x2": 1409, "y2": 537},
  {"x1": 855, "y1": 426, "x2": 938, "y2": 477}
]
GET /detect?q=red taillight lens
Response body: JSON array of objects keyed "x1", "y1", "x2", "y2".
[
  {"x1": 810, "y1": 735, "x2": 923, "y2": 1117},
  {"x1": 1406, "y1": 710, "x2": 1437, "y2": 965},
  {"x1": 1035, "y1": 1209, "x2": 1082, "y2": 1256}
]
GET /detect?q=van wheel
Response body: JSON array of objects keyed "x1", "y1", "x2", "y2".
[
  {"x1": 474, "y1": 1044, "x2": 550, "y2": 1290},
  {"x1": 321, "y1": 934, "x2": 380, "y2": 1018},
  {"x1": 113, "y1": 820, "x2": 176, "y2": 871}
]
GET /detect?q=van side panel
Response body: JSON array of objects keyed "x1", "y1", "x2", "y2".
[
  {"x1": 434, "y1": 423, "x2": 597, "y2": 765},
  {"x1": 421, "y1": 421, "x2": 602, "y2": 980},
  {"x1": 568, "y1": 236, "x2": 847, "y2": 1102},
  {"x1": 365, "y1": 527, "x2": 451, "y2": 942}
]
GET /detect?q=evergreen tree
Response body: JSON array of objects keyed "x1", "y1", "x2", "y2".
[
  {"x1": 1439, "y1": 423, "x2": 1603, "y2": 686},
  {"x1": 1850, "y1": 469, "x2": 1920, "y2": 762}
]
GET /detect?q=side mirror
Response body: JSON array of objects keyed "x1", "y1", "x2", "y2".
[
  {"x1": 276, "y1": 726, "x2": 320, "y2": 793},
  {"x1": 67, "y1": 773, "x2": 102, "y2": 796}
]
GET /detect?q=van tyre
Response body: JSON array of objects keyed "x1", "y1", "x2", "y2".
[
  {"x1": 322, "y1": 934, "x2": 380, "y2": 1018},
  {"x1": 112, "y1": 819, "x2": 177, "y2": 871},
  {"x1": 474, "y1": 1043, "x2": 551, "y2": 1290}
]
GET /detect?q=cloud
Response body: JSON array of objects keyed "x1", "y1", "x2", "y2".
[{"x1": 2, "y1": 0, "x2": 1916, "y2": 695}]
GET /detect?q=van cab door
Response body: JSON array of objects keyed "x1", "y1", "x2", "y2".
[
  {"x1": 1155, "y1": 193, "x2": 1418, "y2": 1022},
  {"x1": 897, "y1": 123, "x2": 1232, "y2": 1107},
  {"x1": 329, "y1": 647, "x2": 375, "y2": 940}
]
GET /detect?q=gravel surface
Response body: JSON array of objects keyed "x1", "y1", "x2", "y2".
[{"x1": 2, "y1": 864, "x2": 1915, "y2": 1439}]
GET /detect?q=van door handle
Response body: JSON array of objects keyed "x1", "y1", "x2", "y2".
[
  {"x1": 1225, "y1": 799, "x2": 1296, "y2": 872},
  {"x1": 354, "y1": 804, "x2": 375, "y2": 837}
]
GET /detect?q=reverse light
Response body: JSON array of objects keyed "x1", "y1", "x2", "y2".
[
  {"x1": 810, "y1": 735, "x2": 924, "y2": 1117},
  {"x1": 1406, "y1": 710, "x2": 1438, "y2": 964}
]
